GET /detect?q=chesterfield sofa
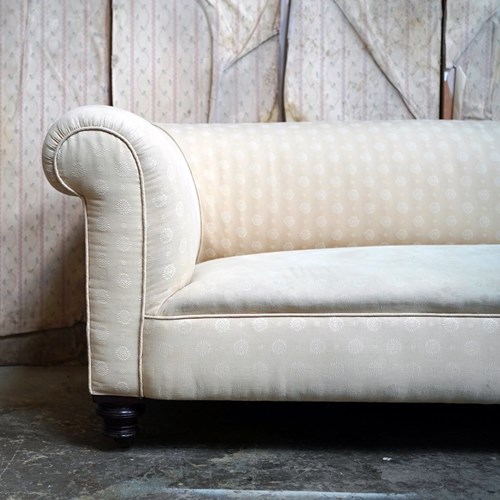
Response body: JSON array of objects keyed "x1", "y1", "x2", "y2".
[{"x1": 43, "y1": 105, "x2": 500, "y2": 445}]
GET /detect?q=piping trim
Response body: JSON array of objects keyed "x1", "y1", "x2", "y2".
[
  {"x1": 145, "y1": 312, "x2": 500, "y2": 321},
  {"x1": 83, "y1": 198, "x2": 92, "y2": 393}
]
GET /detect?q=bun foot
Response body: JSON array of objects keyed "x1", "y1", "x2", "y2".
[{"x1": 93, "y1": 396, "x2": 145, "y2": 447}]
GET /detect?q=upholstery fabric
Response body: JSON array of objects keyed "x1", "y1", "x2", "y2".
[
  {"x1": 161, "y1": 120, "x2": 500, "y2": 262},
  {"x1": 284, "y1": 0, "x2": 442, "y2": 121},
  {"x1": 159, "y1": 245, "x2": 500, "y2": 317},
  {"x1": 43, "y1": 106, "x2": 200, "y2": 396},
  {"x1": 142, "y1": 316, "x2": 500, "y2": 403}
]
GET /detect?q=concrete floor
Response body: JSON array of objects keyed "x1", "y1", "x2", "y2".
[{"x1": 1, "y1": 366, "x2": 500, "y2": 499}]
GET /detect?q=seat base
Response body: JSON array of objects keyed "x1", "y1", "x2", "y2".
[
  {"x1": 142, "y1": 314, "x2": 500, "y2": 403},
  {"x1": 159, "y1": 245, "x2": 500, "y2": 316}
]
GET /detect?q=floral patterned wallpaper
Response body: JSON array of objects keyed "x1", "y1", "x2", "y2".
[
  {"x1": 0, "y1": 0, "x2": 498, "y2": 351},
  {"x1": 0, "y1": 0, "x2": 110, "y2": 336}
]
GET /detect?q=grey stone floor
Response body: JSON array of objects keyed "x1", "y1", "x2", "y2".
[{"x1": 1, "y1": 366, "x2": 500, "y2": 499}]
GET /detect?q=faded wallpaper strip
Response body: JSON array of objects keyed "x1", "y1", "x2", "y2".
[
  {"x1": 200, "y1": 0, "x2": 280, "y2": 122},
  {"x1": 446, "y1": 0, "x2": 500, "y2": 119},
  {"x1": 0, "y1": 0, "x2": 110, "y2": 336},
  {"x1": 284, "y1": 0, "x2": 442, "y2": 121},
  {"x1": 112, "y1": 0, "x2": 212, "y2": 123},
  {"x1": 112, "y1": 0, "x2": 280, "y2": 123}
]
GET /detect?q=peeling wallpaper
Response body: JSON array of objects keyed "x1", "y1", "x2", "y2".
[
  {"x1": 446, "y1": 0, "x2": 500, "y2": 119},
  {"x1": 112, "y1": 0, "x2": 280, "y2": 123},
  {"x1": 285, "y1": 0, "x2": 441, "y2": 121}
]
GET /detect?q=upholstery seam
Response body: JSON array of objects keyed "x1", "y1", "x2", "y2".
[
  {"x1": 145, "y1": 312, "x2": 500, "y2": 320},
  {"x1": 54, "y1": 126, "x2": 147, "y2": 398},
  {"x1": 153, "y1": 124, "x2": 204, "y2": 263}
]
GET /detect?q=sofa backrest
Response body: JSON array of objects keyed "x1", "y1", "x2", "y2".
[{"x1": 160, "y1": 120, "x2": 500, "y2": 263}]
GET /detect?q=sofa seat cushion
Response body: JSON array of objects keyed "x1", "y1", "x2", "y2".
[{"x1": 157, "y1": 244, "x2": 500, "y2": 317}]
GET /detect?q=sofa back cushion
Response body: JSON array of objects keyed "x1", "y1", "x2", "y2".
[{"x1": 159, "y1": 121, "x2": 500, "y2": 263}]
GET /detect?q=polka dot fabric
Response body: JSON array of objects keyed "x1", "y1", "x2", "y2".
[
  {"x1": 161, "y1": 120, "x2": 500, "y2": 262},
  {"x1": 44, "y1": 106, "x2": 201, "y2": 396},
  {"x1": 143, "y1": 315, "x2": 500, "y2": 402},
  {"x1": 44, "y1": 108, "x2": 500, "y2": 401}
]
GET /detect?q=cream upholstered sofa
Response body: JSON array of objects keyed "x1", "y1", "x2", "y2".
[{"x1": 43, "y1": 106, "x2": 500, "y2": 445}]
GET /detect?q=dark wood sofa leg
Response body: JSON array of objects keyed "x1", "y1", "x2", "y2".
[{"x1": 93, "y1": 395, "x2": 145, "y2": 447}]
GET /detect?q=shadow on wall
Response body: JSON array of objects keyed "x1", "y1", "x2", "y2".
[
  {"x1": 0, "y1": 323, "x2": 87, "y2": 366},
  {"x1": 0, "y1": 222, "x2": 87, "y2": 365}
]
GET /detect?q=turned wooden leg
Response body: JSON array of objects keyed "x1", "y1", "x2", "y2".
[{"x1": 93, "y1": 395, "x2": 145, "y2": 447}]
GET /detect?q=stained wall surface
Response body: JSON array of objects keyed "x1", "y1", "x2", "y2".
[
  {"x1": 0, "y1": 0, "x2": 498, "y2": 362},
  {"x1": 446, "y1": 0, "x2": 500, "y2": 119},
  {"x1": 111, "y1": 0, "x2": 281, "y2": 123},
  {"x1": 0, "y1": 0, "x2": 110, "y2": 336},
  {"x1": 284, "y1": 0, "x2": 442, "y2": 121}
]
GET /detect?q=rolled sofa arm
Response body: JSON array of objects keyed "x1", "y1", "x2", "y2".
[{"x1": 42, "y1": 105, "x2": 201, "y2": 396}]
